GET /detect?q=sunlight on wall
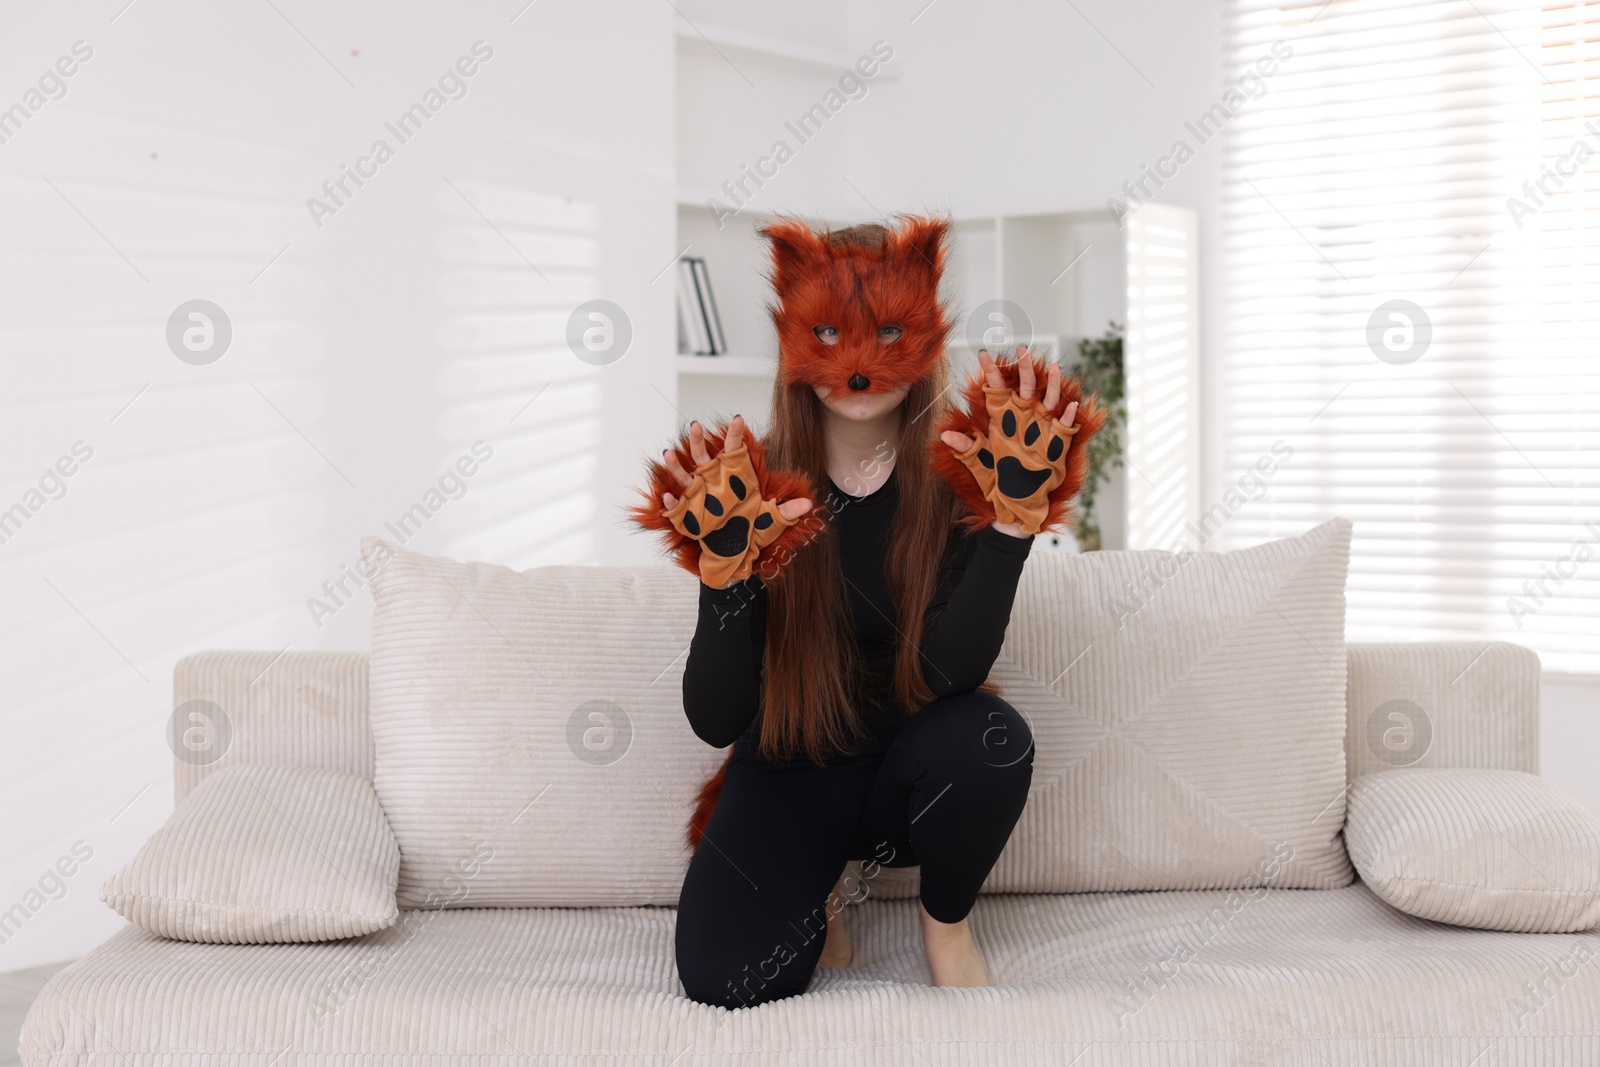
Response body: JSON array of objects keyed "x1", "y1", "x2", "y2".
[
  {"x1": 0, "y1": 101, "x2": 328, "y2": 967},
  {"x1": 434, "y1": 180, "x2": 603, "y2": 569}
]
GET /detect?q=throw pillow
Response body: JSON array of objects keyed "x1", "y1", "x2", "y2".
[
  {"x1": 1344, "y1": 768, "x2": 1600, "y2": 932},
  {"x1": 363, "y1": 536, "x2": 721, "y2": 907},
  {"x1": 853, "y1": 516, "x2": 1356, "y2": 899},
  {"x1": 100, "y1": 763, "x2": 399, "y2": 942}
]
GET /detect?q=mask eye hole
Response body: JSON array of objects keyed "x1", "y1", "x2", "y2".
[
  {"x1": 813, "y1": 325, "x2": 840, "y2": 345},
  {"x1": 877, "y1": 323, "x2": 903, "y2": 345}
]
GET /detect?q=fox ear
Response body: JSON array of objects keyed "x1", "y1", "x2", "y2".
[
  {"x1": 887, "y1": 214, "x2": 951, "y2": 282},
  {"x1": 759, "y1": 216, "x2": 828, "y2": 300}
]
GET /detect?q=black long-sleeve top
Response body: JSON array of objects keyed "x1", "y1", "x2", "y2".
[{"x1": 680, "y1": 465, "x2": 1034, "y2": 758}]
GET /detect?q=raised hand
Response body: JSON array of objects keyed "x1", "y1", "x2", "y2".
[
  {"x1": 932, "y1": 346, "x2": 1100, "y2": 537},
  {"x1": 654, "y1": 415, "x2": 814, "y2": 589}
]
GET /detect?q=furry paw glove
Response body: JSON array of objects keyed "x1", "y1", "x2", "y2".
[
  {"x1": 931, "y1": 351, "x2": 1106, "y2": 536},
  {"x1": 627, "y1": 421, "x2": 818, "y2": 587},
  {"x1": 661, "y1": 441, "x2": 795, "y2": 588}
]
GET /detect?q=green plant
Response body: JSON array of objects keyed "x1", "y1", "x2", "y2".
[{"x1": 1068, "y1": 322, "x2": 1125, "y2": 551}]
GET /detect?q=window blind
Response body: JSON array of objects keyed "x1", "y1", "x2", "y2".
[
  {"x1": 1219, "y1": 0, "x2": 1600, "y2": 674},
  {"x1": 1124, "y1": 204, "x2": 1202, "y2": 552}
]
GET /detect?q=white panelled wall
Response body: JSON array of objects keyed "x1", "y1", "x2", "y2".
[{"x1": 0, "y1": 0, "x2": 675, "y2": 970}]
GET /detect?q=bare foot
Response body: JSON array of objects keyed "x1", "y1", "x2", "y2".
[
  {"x1": 818, "y1": 879, "x2": 853, "y2": 968},
  {"x1": 919, "y1": 900, "x2": 989, "y2": 987}
]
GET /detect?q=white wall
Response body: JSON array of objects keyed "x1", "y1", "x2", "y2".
[
  {"x1": 1542, "y1": 677, "x2": 1600, "y2": 816},
  {"x1": 0, "y1": 0, "x2": 674, "y2": 970},
  {"x1": 674, "y1": 0, "x2": 1228, "y2": 282},
  {"x1": 844, "y1": 0, "x2": 1223, "y2": 219},
  {"x1": 839, "y1": 0, "x2": 1226, "y2": 523}
]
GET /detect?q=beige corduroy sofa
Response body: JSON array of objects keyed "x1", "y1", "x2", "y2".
[{"x1": 20, "y1": 522, "x2": 1600, "y2": 1065}]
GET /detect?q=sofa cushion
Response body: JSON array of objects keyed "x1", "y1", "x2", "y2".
[
  {"x1": 99, "y1": 763, "x2": 399, "y2": 943},
  {"x1": 366, "y1": 520, "x2": 1352, "y2": 908},
  {"x1": 24, "y1": 882, "x2": 1600, "y2": 1065},
  {"x1": 1345, "y1": 768, "x2": 1600, "y2": 932},
  {"x1": 364, "y1": 536, "x2": 722, "y2": 908},
  {"x1": 855, "y1": 516, "x2": 1356, "y2": 897},
  {"x1": 1343, "y1": 642, "x2": 1541, "y2": 778},
  {"x1": 171, "y1": 649, "x2": 374, "y2": 803}
]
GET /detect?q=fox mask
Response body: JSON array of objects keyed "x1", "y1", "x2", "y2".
[{"x1": 759, "y1": 215, "x2": 954, "y2": 396}]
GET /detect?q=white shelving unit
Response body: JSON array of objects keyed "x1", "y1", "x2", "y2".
[
  {"x1": 935, "y1": 204, "x2": 1202, "y2": 553},
  {"x1": 671, "y1": 29, "x2": 1199, "y2": 552},
  {"x1": 672, "y1": 197, "x2": 853, "y2": 429},
  {"x1": 676, "y1": 354, "x2": 774, "y2": 377}
]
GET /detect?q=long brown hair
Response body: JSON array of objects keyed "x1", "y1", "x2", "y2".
[{"x1": 755, "y1": 223, "x2": 968, "y2": 766}]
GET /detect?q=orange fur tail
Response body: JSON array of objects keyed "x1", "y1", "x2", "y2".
[{"x1": 686, "y1": 751, "x2": 733, "y2": 851}]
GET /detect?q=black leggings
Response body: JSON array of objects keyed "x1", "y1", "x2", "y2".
[{"x1": 675, "y1": 690, "x2": 1034, "y2": 1008}]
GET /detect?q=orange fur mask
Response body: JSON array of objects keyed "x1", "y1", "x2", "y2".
[{"x1": 759, "y1": 215, "x2": 954, "y2": 396}]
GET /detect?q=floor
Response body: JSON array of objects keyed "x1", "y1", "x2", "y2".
[{"x1": 0, "y1": 963, "x2": 72, "y2": 1067}]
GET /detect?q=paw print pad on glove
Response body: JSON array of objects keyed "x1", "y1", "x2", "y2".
[
  {"x1": 957, "y1": 385, "x2": 1079, "y2": 533},
  {"x1": 661, "y1": 442, "x2": 794, "y2": 587}
]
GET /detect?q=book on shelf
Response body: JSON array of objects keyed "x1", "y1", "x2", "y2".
[
  {"x1": 675, "y1": 261, "x2": 703, "y2": 354},
  {"x1": 676, "y1": 256, "x2": 726, "y2": 355}
]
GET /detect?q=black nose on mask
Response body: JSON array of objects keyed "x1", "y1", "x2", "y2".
[{"x1": 847, "y1": 373, "x2": 870, "y2": 391}]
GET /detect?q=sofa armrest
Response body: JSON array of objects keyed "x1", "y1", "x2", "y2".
[
  {"x1": 1345, "y1": 642, "x2": 1540, "y2": 780},
  {"x1": 172, "y1": 650, "x2": 374, "y2": 803}
]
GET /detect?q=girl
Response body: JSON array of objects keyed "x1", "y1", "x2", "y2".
[{"x1": 630, "y1": 215, "x2": 1101, "y2": 1008}]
